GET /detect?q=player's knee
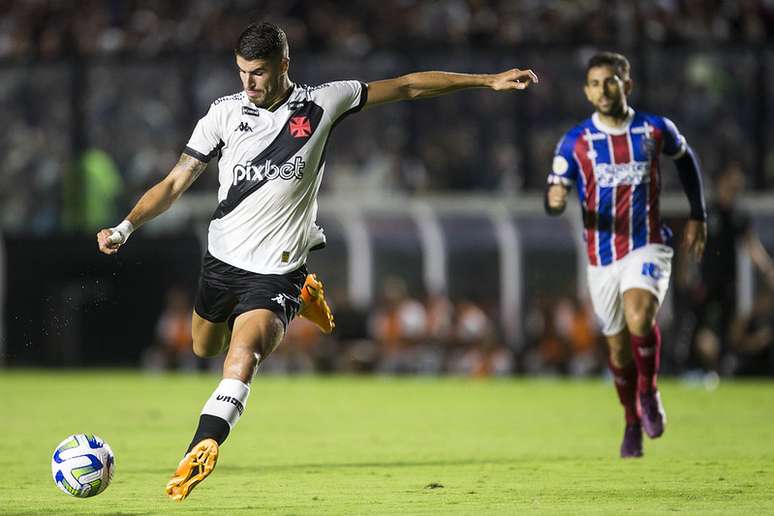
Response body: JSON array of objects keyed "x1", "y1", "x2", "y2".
[
  {"x1": 624, "y1": 306, "x2": 656, "y2": 335},
  {"x1": 192, "y1": 334, "x2": 227, "y2": 358}
]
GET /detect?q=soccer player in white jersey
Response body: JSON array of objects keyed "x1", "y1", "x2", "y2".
[
  {"x1": 545, "y1": 52, "x2": 707, "y2": 458},
  {"x1": 96, "y1": 22, "x2": 538, "y2": 500}
]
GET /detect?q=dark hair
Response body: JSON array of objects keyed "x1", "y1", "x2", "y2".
[
  {"x1": 586, "y1": 51, "x2": 630, "y2": 80},
  {"x1": 235, "y1": 22, "x2": 289, "y2": 61}
]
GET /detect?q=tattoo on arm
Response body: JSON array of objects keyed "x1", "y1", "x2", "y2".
[{"x1": 177, "y1": 153, "x2": 208, "y2": 182}]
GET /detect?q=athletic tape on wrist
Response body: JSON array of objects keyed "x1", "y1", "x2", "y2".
[
  {"x1": 201, "y1": 378, "x2": 251, "y2": 429},
  {"x1": 108, "y1": 220, "x2": 134, "y2": 245}
]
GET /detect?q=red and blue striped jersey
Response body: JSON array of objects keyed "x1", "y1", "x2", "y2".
[{"x1": 548, "y1": 108, "x2": 687, "y2": 266}]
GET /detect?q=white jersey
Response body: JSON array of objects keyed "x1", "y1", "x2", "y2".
[{"x1": 185, "y1": 81, "x2": 367, "y2": 274}]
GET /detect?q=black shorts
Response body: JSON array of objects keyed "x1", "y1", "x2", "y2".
[{"x1": 194, "y1": 252, "x2": 307, "y2": 330}]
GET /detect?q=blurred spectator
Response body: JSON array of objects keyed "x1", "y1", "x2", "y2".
[
  {"x1": 728, "y1": 287, "x2": 773, "y2": 376},
  {"x1": 141, "y1": 286, "x2": 196, "y2": 371},
  {"x1": 555, "y1": 296, "x2": 602, "y2": 377},
  {"x1": 448, "y1": 300, "x2": 513, "y2": 376},
  {"x1": 522, "y1": 295, "x2": 602, "y2": 376},
  {"x1": 370, "y1": 275, "x2": 431, "y2": 373},
  {"x1": 678, "y1": 162, "x2": 774, "y2": 372},
  {"x1": 63, "y1": 148, "x2": 124, "y2": 231}
]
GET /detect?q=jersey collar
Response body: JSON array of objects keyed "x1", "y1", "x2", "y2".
[
  {"x1": 265, "y1": 83, "x2": 295, "y2": 112},
  {"x1": 591, "y1": 107, "x2": 635, "y2": 135}
]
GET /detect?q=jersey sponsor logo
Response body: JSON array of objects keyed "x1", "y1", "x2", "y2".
[
  {"x1": 212, "y1": 100, "x2": 324, "y2": 220},
  {"x1": 594, "y1": 161, "x2": 650, "y2": 187},
  {"x1": 289, "y1": 116, "x2": 312, "y2": 138},
  {"x1": 216, "y1": 395, "x2": 244, "y2": 415},
  {"x1": 232, "y1": 156, "x2": 306, "y2": 184},
  {"x1": 236, "y1": 122, "x2": 253, "y2": 132},
  {"x1": 242, "y1": 105, "x2": 261, "y2": 117}
]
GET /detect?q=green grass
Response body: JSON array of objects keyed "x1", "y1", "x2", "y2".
[{"x1": 1, "y1": 372, "x2": 773, "y2": 515}]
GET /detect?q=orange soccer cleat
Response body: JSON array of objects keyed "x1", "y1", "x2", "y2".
[
  {"x1": 299, "y1": 273, "x2": 335, "y2": 334},
  {"x1": 165, "y1": 439, "x2": 219, "y2": 501}
]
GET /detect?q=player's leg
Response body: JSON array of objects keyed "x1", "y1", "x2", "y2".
[
  {"x1": 622, "y1": 288, "x2": 665, "y2": 438},
  {"x1": 190, "y1": 260, "x2": 238, "y2": 357},
  {"x1": 166, "y1": 308, "x2": 284, "y2": 501},
  {"x1": 606, "y1": 329, "x2": 642, "y2": 458},
  {"x1": 191, "y1": 311, "x2": 231, "y2": 357},
  {"x1": 622, "y1": 287, "x2": 661, "y2": 389},
  {"x1": 587, "y1": 262, "x2": 642, "y2": 457},
  {"x1": 620, "y1": 244, "x2": 673, "y2": 439}
]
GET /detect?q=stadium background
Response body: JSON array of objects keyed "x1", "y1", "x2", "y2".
[{"x1": 1, "y1": 0, "x2": 773, "y2": 378}]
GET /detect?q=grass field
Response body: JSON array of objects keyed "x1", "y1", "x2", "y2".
[{"x1": 1, "y1": 371, "x2": 773, "y2": 515}]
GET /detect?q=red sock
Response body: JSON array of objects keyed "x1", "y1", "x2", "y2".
[
  {"x1": 608, "y1": 358, "x2": 639, "y2": 424},
  {"x1": 631, "y1": 324, "x2": 661, "y2": 393}
]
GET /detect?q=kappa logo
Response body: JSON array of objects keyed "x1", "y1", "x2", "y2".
[
  {"x1": 236, "y1": 122, "x2": 253, "y2": 132},
  {"x1": 289, "y1": 116, "x2": 312, "y2": 138},
  {"x1": 271, "y1": 293, "x2": 287, "y2": 308}
]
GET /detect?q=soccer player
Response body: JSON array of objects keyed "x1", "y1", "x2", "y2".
[
  {"x1": 545, "y1": 52, "x2": 706, "y2": 458},
  {"x1": 96, "y1": 22, "x2": 538, "y2": 499}
]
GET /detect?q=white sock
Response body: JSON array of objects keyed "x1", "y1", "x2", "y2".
[{"x1": 200, "y1": 378, "x2": 251, "y2": 429}]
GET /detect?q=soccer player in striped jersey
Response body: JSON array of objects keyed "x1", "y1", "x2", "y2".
[
  {"x1": 545, "y1": 52, "x2": 707, "y2": 458},
  {"x1": 97, "y1": 22, "x2": 538, "y2": 499}
]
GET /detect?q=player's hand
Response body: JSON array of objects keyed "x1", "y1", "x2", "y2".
[
  {"x1": 682, "y1": 219, "x2": 707, "y2": 262},
  {"x1": 97, "y1": 228, "x2": 123, "y2": 255},
  {"x1": 490, "y1": 68, "x2": 539, "y2": 91},
  {"x1": 546, "y1": 184, "x2": 568, "y2": 211}
]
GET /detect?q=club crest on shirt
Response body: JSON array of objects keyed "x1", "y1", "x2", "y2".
[
  {"x1": 289, "y1": 116, "x2": 312, "y2": 138},
  {"x1": 641, "y1": 135, "x2": 657, "y2": 159}
]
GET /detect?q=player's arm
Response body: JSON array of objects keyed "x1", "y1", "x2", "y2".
[
  {"x1": 96, "y1": 153, "x2": 207, "y2": 255},
  {"x1": 674, "y1": 146, "x2": 708, "y2": 261},
  {"x1": 545, "y1": 184, "x2": 570, "y2": 216},
  {"x1": 743, "y1": 229, "x2": 774, "y2": 288},
  {"x1": 544, "y1": 141, "x2": 577, "y2": 216},
  {"x1": 364, "y1": 68, "x2": 538, "y2": 109}
]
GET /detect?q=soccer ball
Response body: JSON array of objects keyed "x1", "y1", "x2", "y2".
[{"x1": 51, "y1": 434, "x2": 115, "y2": 498}]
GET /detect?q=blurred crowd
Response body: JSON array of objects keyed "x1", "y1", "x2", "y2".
[
  {"x1": 2, "y1": 2, "x2": 773, "y2": 377},
  {"x1": 144, "y1": 276, "x2": 773, "y2": 378},
  {"x1": 3, "y1": 1, "x2": 774, "y2": 235},
  {"x1": 2, "y1": 0, "x2": 773, "y2": 58}
]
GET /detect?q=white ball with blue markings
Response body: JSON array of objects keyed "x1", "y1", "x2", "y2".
[{"x1": 51, "y1": 434, "x2": 115, "y2": 498}]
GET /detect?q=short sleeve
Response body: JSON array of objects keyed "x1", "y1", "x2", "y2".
[
  {"x1": 318, "y1": 81, "x2": 368, "y2": 122},
  {"x1": 660, "y1": 117, "x2": 687, "y2": 159},
  {"x1": 184, "y1": 104, "x2": 224, "y2": 163},
  {"x1": 548, "y1": 133, "x2": 579, "y2": 187}
]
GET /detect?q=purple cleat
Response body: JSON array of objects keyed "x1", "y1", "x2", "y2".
[
  {"x1": 620, "y1": 423, "x2": 643, "y2": 458},
  {"x1": 639, "y1": 390, "x2": 666, "y2": 438}
]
